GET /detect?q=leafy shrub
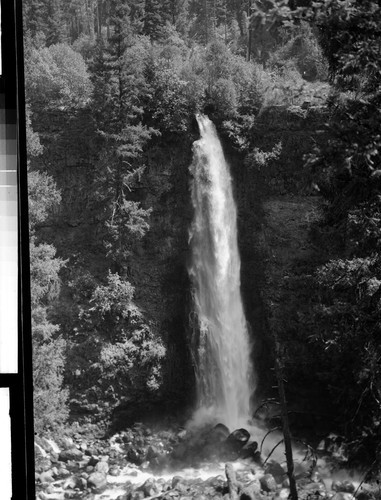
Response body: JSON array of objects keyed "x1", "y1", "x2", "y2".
[
  {"x1": 30, "y1": 240, "x2": 64, "y2": 306},
  {"x1": 209, "y1": 77, "x2": 238, "y2": 119},
  {"x1": 104, "y1": 199, "x2": 152, "y2": 261},
  {"x1": 29, "y1": 236, "x2": 68, "y2": 432},
  {"x1": 72, "y1": 33, "x2": 97, "y2": 61},
  {"x1": 28, "y1": 171, "x2": 61, "y2": 229},
  {"x1": 72, "y1": 271, "x2": 166, "y2": 410},
  {"x1": 25, "y1": 42, "x2": 93, "y2": 110},
  {"x1": 269, "y1": 22, "x2": 328, "y2": 82},
  {"x1": 99, "y1": 325, "x2": 166, "y2": 399},
  {"x1": 33, "y1": 329, "x2": 68, "y2": 432},
  {"x1": 244, "y1": 142, "x2": 282, "y2": 170},
  {"x1": 148, "y1": 63, "x2": 194, "y2": 132},
  {"x1": 89, "y1": 270, "x2": 136, "y2": 331}
]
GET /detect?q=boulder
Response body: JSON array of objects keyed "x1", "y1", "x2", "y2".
[
  {"x1": 87, "y1": 471, "x2": 107, "y2": 490},
  {"x1": 57, "y1": 437, "x2": 74, "y2": 450},
  {"x1": 109, "y1": 465, "x2": 120, "y2": 476},
  {"x1": 59, "y1": 448, "x2": 83, "y2": 462},
  {"x1": 140, "y1": 478, "x2": 162, "y2": 497},
  {"x1": 204, "y1": 475, "x2": 226, "y2": 490},
  {"x1": 208, "y1": 423, "x2": 230, "y2": 444},
  {"x1": 50, "y1": 466, "x2": 58, "y2": 477},
  {"x1": 293, "y1": 461, "x2": 309, "y2": 479},
  {"x1": 39, "y1": 471, "x2": 54, "y2": 483},
  {"x1": 172, "y1": 475, "x2": 189, "y2": 494},
  {"x1": 264, "y1": 460, "x2": 286, "y2": 484},
  {"x1": 331, "y1": 493, "x2": 355, "y2": 500},
  {"x1": 63, "y1": 475, "x2": 86, "y2": 490},
  {"x1": 252, "y1": 451, "x2": 263, "y2": 465},
  {"x1": 40, "y1": 437, "x2": 59, "y2": 453},
  {"x1": 35, "y1": 458, "x2": 52, "y2": 473},
  {"x1": 36, "y1": 493, "x2": 49, "y2": 500},
  {"x1": 127, "y1": 448, "x2": 144, "y2": 465},
  {"x1": 332, "y1": 481, "x2": 355, "y2": 493},
  {"x1": 282, "y1": 478, "x2": 290, "y2": 488},
  {"x1": 129, "y1": 492, "x2": 145, "y2": 500},
  {"x1": 310, "y1": 470, "x2": 322, "y2": 483},
  {"x1": 274, "y1": 488, "x2": 291, "y2": 500},
  {"x1": 125, "y1": 467, "x2": 139, "y2": 477},
  {"x1": 357, "y1": 491, "x2": 374, "y2": 500},
  {"x1": 122, "y1": 430, "x2": 135, "y2": 443},
  {"x1": 87, "y1": 456, "x2": 98, "y2": 467},
  {"x1": 226, "y1": 429, "x2": 250, "y2": 452},
  {"x1": 304, "y1": 482, "x2": 326, "y2": 493},
  {"x1": 49, "y1": 451, "x2": 59, "y2": 463},
  {"x1": 147, "y1": 445, "x2": 160, "y2": 460},
  {"x1": 56, "y1": 466, "x2": 71, "y2": 478},
  {"x1": 172, "y1": 475, "x2": 185, "y2": 488},
  {"x1": 260, "y1": 474, "x2": 277, "y2": 493},
  {"x1": 94, "y1": 461, "x2": 109, "y2": 474},
  {"x1": 85, "y1": 447, "x2": 97, "y2": 457},
  {"x1": 240, "y1": 480, "x2": 262, "y2": 500},
  {"x1": 240, "y1": 442, "x2": 258, "y2": 460},
  {"x1": 34, "y1": 443, "x2": 47, "y2": 458}
]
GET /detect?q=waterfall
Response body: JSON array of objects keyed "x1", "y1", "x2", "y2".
[{"x1": 188, "y1": 114, "x2": 254, "y2": 429}]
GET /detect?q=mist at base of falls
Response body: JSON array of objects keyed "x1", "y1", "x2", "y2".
[{"x1": 188, "y1": 114, "x2": 255, "y2": 431}]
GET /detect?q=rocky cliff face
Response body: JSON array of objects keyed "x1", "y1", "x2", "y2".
[
  {"x1": 129, "y1": 136, "x2": 196, "y2": 408},
  {"x1": 33, "y1": 105, "x2": 327, "y2": 425},
  {"x1": 226, "y1": 105, "x2": 327, "y2": 416}
]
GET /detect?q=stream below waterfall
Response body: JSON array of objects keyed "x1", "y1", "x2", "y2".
[{"x1": 35, "y1": 422, "x2": 368, "y2": 500}]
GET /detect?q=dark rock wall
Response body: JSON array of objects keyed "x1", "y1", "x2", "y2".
[
  {"x1": 224, "y1": 105, "x2": 327, "y2": 410},
  {"x1": 130, "y1": 136, "x2": 196, "y2": 407},
  {"x1": 249, "y1": 105, "x2": 327, "y2": 196}
]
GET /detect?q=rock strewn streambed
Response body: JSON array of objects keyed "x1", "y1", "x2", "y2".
[{"x1": 34, "y1": 423, "x2": 376, "y2": 500}]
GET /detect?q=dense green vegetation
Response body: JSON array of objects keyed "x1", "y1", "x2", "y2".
[
  {"x1": 25, "y1": 0, "x2": 381, "y2": 472},
  {"x1": 302, "y1": 0, "x2": 381, "y2": 468}
]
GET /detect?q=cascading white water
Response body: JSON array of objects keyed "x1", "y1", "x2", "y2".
[{"x1": 188, "y1": 114, "x2": 255, "y2": 429}]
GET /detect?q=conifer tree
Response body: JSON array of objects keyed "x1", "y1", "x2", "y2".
[
  {"x1": 90, "y1": 6, "x2": 154, "y2": 268},
  {"x1": 46, "y1": 0, "x2": 69, "y2": 45},
  {"x1": 166, "y1": 0, "x2": 190, "y2": 35},
  {"x1": 26, "y1": 108, "x2": 68, "y2": 432},
  {"x1": 143, "y1": 0, "x2": 172, "y2": 41},
  {"x1": 23, "y1": 0, "x2": 49, "y2": 39}
]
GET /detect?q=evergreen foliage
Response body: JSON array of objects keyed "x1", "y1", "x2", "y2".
[
  {"x1": 25, "y1": 42, "x2": 92, "y2": 111},
  {"x1": 262, "y1": 0, "x2": 381, "y2": 467},
  {"x1": 28, "y1": 125, "x2": 68, "y2": 432}
]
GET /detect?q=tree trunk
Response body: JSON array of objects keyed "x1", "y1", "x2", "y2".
[
  {"x1": 88, "y1": 0, "x2": 95, "y2": 39},
  {"x1": 247, "y1": 0, "x2": 252, "y2": 61},
  {"x1": 205, "y1": 0, "x2": 209, "y2": 44},
  {"x1": 235, "y1": 0, "x2": 244, "y2": 36},
  {"x1": 274, "y1": 340, "x2": 298, "y2": 500},
  {"x1": 224, "y1": 0, "x2": 227, "y2": 43}
]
